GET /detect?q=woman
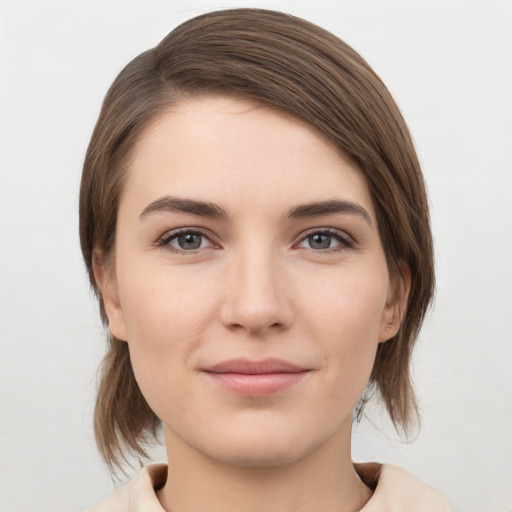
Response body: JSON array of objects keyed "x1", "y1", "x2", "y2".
[{"x1": 80, "y1": 8, "x2": 450, "y2": 511}]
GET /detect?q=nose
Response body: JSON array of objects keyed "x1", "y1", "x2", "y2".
[{"x1": 219, "y1": 244, "x2": 293, "y2": 336}]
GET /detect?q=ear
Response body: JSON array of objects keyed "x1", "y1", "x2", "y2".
[
  {"x1": 378, "y1": 262, "x2": 411, "y2": 343},
  {"x1": 92, "y1": 250, "x2": 128, "y2": 341}
]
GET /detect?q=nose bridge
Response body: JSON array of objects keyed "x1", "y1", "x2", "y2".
[{"x1": 220, "y1": 237, "x2": 292, "y2": 334}]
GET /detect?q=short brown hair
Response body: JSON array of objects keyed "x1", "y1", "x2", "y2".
[{"x1": 80, "y1": 8, "x2": 434, "y2": 472}]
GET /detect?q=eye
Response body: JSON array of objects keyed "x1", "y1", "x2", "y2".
[
  {"x1": 157, "y1": 229, "x2": 217, "y2": 252},
  {"x1": 296, "y1": 230, "x2": 353, "y2": 251}
]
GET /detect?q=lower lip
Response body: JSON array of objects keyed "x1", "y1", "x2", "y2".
[{"x1": 204, "y1": 372, "x2": 308, "y2": 397}]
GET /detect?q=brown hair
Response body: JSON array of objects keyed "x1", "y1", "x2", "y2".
[{"x1": 80, "y1": 8, "x2": 434, "y2": 472}]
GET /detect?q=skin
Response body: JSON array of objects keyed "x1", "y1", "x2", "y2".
[{"x1": 95, "y1": 96, "x2": 408, "y2": 512}]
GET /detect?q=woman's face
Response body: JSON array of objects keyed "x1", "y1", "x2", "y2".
[{"x1": 100, "y1": 95, "x2": 403, "y2": 467}]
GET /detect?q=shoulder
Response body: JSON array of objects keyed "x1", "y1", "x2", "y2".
[
  {"x1": 356, "y1": 463, "x2": 452, "y2": 512},
  {"x1": 87, "y1": 464, "x2": 167, "y2": 512}
]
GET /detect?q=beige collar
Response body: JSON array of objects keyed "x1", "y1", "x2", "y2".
[{"x1": 89, "y1": 462, "x2": 451, "y2": 512}]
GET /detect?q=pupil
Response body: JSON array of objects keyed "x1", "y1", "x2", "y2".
[
  {"x1": 310, "y1": 234, "x2": 330, "y2": 249},
  {"x1": 178, "y1": 233, "x2": 202, "y2": 250}
]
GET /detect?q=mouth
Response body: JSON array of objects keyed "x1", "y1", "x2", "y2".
[{"x1": 202, "y1": 358, "x2": 310, "y2": 397}]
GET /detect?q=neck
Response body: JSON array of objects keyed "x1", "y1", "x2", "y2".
[{"x1": 157, "y1": 425, "x2": 372, "y2": 512}]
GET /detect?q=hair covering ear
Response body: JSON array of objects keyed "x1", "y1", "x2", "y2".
[
  {"x1": 379, "y1": 263, "x2": 411, "y2": 343},
  {"x1": 93, "y1": 250, "x2": 128, "y2": 341}
]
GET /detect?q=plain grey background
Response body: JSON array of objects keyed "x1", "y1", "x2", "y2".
[{"x1": 1, "y1": 1, "x2": 511, "y2": 511}]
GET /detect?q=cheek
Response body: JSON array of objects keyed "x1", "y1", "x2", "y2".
[
  {"x1": 115, "y1": 261, "x2": 217, "y2": 404},
  {"x1": 299, "y1": 266, "x2": 389, "y2": 390},
  {"x1": 118, "y1": 259, "x2": 215, "y2": 346},
  {"x1": 301, "y1": 264, "x2": 389, "y2": 342}
]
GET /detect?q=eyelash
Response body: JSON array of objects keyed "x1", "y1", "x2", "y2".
[
  {"x1": 155, "y1": 228, "x2": 355, "y2": 254},
  {"x1": 295, "y1": 229, "x2": 355, "y2": 252}
]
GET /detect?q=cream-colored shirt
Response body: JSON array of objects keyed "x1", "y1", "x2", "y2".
[{"x1": 89, "y1": 463, "x2": 451, "y2": 511}]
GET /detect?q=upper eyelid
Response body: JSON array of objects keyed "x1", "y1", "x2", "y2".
[
  {"x1": 299, "y1": 227, "x2": 350, "y2": 236},
  {"x1": 296, "y1": 227, "x2": 354, "y2": 242}
]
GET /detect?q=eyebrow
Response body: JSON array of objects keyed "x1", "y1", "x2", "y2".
[
  {"x1": 140, "y1": 196, "x2": 229, "y2": 220},
  {"x1": 285, "y1": 200, "x2": 372, "y2": 226},
  {"x1": 139, "y1": 196, "x2": 372, "y2": 226}
]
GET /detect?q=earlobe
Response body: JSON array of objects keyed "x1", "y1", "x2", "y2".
[
  {"x1": 379, "y1": 263, "x2": 411, "y2": 343},
  {"x1": 92, "y1": 250, "x2": 128, "y2": 341}
]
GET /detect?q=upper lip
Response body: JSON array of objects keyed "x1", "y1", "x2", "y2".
[{"x1": 204, "y1": 358, "x2": 307, "y2": 374}]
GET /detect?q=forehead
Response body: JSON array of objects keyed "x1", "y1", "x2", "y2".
[{"x1": 122, "y1": 95, "x2": 375, "y2": 219}]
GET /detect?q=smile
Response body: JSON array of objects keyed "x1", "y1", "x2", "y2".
[{"x1": 202, "y1": 358, "x2": 310, "y2": 397}]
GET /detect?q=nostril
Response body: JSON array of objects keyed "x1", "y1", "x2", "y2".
[{"x1": 226, "y1": 320, "x2": 285, "y2": 336}]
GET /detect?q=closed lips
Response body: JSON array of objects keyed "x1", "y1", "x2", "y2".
[
  {"x1": 204, "y1": 358, "x2": 308, "y2": 374},
  {"x1": 202, "y1": 358, "x2": 310, "y2": 397}
]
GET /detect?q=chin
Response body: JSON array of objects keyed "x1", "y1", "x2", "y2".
[
  {"x1": 205, "y1": 437, "x2": 312, "y2": 468},
  {"x1": 190, "y1": 419, "x2": 342, "y2": 469}
]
